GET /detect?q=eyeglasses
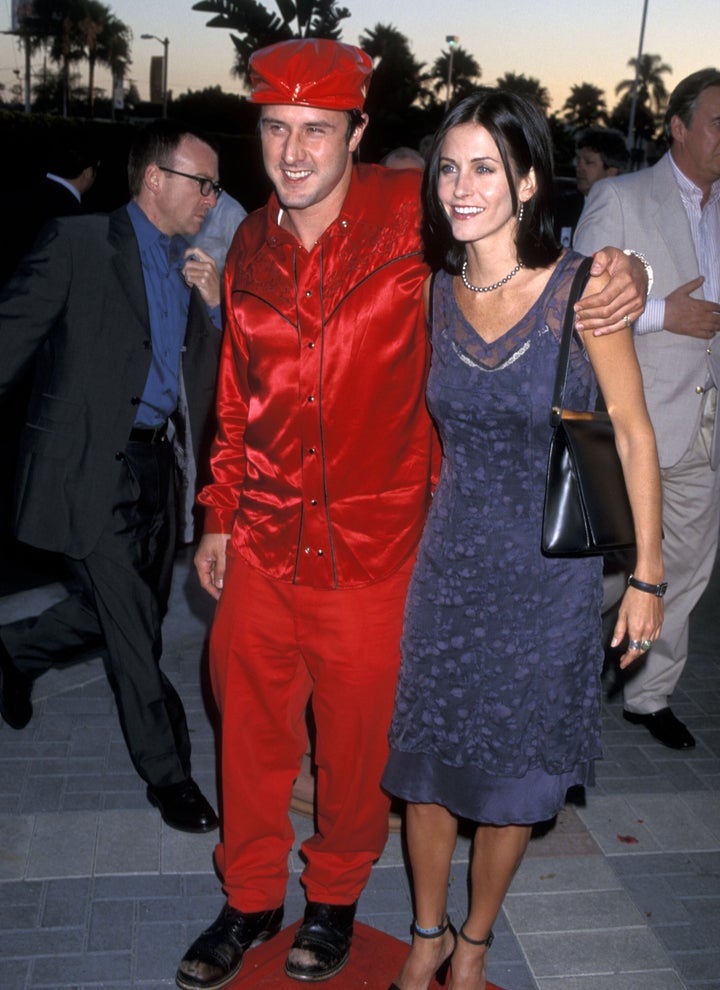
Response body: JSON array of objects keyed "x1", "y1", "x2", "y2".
[{"x1": 158, "y1": 165, "x2": 222, "y2": 199}]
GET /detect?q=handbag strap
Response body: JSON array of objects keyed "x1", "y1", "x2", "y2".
[{"x1": 549, "y1": 255, "x2": 595, "y2": 427}]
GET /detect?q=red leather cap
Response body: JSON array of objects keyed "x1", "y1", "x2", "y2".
[{"x1": 249, "y1": 39, "x2": 373, "y2": 111}]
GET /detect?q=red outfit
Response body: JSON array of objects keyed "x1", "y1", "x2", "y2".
[{"x1": 200, "y1": 164, "x2": 438, "y2": 909}]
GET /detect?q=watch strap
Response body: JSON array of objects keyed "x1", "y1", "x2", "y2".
[{"x1": 627, "y1": 573, "x2": 667, "y2": 597}]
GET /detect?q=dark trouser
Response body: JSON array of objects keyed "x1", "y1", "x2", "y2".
[{"x1": 1, "y1": 438, "x2": 192, "y2": 788}]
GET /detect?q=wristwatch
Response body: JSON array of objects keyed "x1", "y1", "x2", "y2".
[
  {"x1": 623, "y1": 249, "x2": 654, "y2": 296},
  {"x1": 627, "y1": 573, "x2": 667, "y2": 597}
]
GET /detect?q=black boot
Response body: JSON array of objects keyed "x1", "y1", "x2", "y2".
[
  {"x1": 176, "y1": 903, "x2": 284, "y2": 989},
  {"x1": 0, "y1": 636, "x2": 33, "y2": 730},
  {"x1": 285, "y1": 901, "x2": 357, "y2": 982}
]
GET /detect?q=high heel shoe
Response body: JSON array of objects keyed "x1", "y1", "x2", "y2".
[
  {"x1": 387, "y1": 915, "x2": 457, "y2": 990},
  {"x1": 457, "y1": 924, "x2": 494, "y2": 951},
  {"x1": 449, "y1": 924, "x2": 494, "y2": 987}
]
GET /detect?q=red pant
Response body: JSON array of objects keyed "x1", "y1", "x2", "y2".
[{"x1": 210, "y1": 552, "x2": 413, "y2": 911}]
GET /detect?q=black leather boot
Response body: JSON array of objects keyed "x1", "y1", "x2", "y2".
[
  {"x1": 176, "y1": 903, "x2": 284, "y2": 989},
  {"x1": 0, "y1": 636, "x2": 33, "y2": 730},
  {"x1": 285, "y1": 901, "x2": 357, "y2": 982}
]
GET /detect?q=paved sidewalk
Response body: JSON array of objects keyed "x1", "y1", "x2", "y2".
[{"x1": 1, "y1": 548, "x2": 718, "y2": 990}]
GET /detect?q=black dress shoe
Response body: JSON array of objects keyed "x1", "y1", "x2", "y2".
[
  {"x1": 623, "y1": 706, "x2": 696, "y2": 749},
  {"x1": 0, "y1": 637, "x2": 33, "y2": 730},
  {"x1": 146, "y1": 778, "x2": 219, "y2": 833},
  {"x1": 176, "y1": 903, "x2": 284, "y2": 989},
  {"x1": 285, "y1": 901, "x2": 356, "y2": 982}
]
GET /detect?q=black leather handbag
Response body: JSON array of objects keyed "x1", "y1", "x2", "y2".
[{"x1": 541, "y1": 256, "x2": 636, "y2": 557}]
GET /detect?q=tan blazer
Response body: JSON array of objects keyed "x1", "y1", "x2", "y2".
[{"x1": 574, "y1": 153, "x2": 720, "y2": 469}]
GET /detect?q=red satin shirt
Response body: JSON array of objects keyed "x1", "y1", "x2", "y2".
[{"x1": 199, "y1": 164, "x2": 438, "y2": 589}]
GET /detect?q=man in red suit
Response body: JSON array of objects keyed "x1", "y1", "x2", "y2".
[{"x1": 177, "y1": 40, "x2": 650, "y2": 990}]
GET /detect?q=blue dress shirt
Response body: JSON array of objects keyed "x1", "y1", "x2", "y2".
[{"x1": 127, "y1": 201, "x2": 221, "y2": 428}]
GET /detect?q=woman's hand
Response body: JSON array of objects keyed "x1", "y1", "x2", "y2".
[{"x1": 611, "y1": 587, "x2": 664, "y2": 669}]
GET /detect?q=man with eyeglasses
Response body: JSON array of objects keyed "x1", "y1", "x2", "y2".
[{"x1": 0, "y1": 121, "x2": 222, "y2": 834}]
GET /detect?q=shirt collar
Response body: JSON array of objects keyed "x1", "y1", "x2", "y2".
[
  {"x1": 126, "y1": 200, "x2": 189, "y2": 266},
  {"x1": 46, "y1": 173, "x2": 81, "y2": 203},
  {"x1": 669, "y1": 151, "x2": 720, "y2": 208}
]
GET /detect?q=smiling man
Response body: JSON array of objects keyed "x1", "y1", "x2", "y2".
[
  {"x1": 0, "y1": 121, "x2": 222, "y2": 834},
  {"x1": 176, "y1": 39, "x2": 652, "y2": 990}
]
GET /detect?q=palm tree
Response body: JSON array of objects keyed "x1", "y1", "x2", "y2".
[
  {"x1": 76, "y1": 3, "x2": 131, "y2": 116},
  {"x1": 429, "y1": 46, "x2": 481, "y2": 107},
  {"x1": 191, "y1": 0, "x2": 351, "y2": 84},
  {"x1": 50, "y1": 3, "x2": 87, "y2": 115},
  {"x1": 17, "y1": 0, "x2": 86, "y2": 114},
  {"x1": 14, "y1": 0, "x2": 64, "y2": 109},
  {"x1": 495, "y1": 71, "x2": 551, "y2": 114},
  {"x1": 562, "y1": 82, "x2": 608, "y2": 133},
  {"x1": 18, "y1": 0, "x2": 131, "y2": 115},
  {"x1": 609, "y1": 91, "x2": 657, "y2": 147},
  {"x1": 359, "y1": 23, "x2": 428, "y2": 113},
  {"x1": 615, "y1": 53, "x2": 672, "y2": 119},
  {"x1": 357, "y1": 24, "x2": 431, "y2": 160}
]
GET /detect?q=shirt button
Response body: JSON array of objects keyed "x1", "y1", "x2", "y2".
[
  {"x1": 304, "y1": 546, "x2": 311, "y2": 554},
  {"x1": 696, "y1": 386, "x2": 705, "y2": 394},
  {"x1": 340, "y1": 220, "x2": 348, "y2": 228},
  {"x1": 305, "y1": 290, "x2": 312, "y2": 297},
  {"x1": 115, "y1": 451, "x2": 124, "y2": 460},
  {"x1": 308, "y1": 395, "x2": 315, "y2": 402},
  {"x1": 308, "y1": 447, "x2": 316, "y2": 455},
  {"x1": 317, "y1": 549, "x2": 324, "y2": 556},
  {"x1": 308, "y1": 341, "x2": 315, "y2": 349},
  {"x1": 130, "y1": 396, "x2": 141, "y2": 405},
  {"x1": 310, "y1": 499, "x2": 318, "y2": 506}
]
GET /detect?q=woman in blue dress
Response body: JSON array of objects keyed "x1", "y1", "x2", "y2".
[{"x1": 383, "y1": 91, "x2": 665, "y2": 990}]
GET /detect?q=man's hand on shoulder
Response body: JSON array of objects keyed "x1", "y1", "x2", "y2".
[
  {"x1": 664, "y1": 276, "x2": 720, "y2": 338},
  {"x1": 574, "y1": 247, "x2": 647, "y2": 335},
  {"x1": 182, "y1": 246, "x2": 221, "y2": 309}
]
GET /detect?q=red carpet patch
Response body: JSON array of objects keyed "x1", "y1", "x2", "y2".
[{"x1": 230, "y1": 920, "x2": 505, "y2": 988}]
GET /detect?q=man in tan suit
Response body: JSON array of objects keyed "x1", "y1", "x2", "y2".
[{"x1": 575, "y1": 68, "x2": 720, "y2": 749}]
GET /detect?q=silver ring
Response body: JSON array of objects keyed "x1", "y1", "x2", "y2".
[
  {"x1": 623, "y1": 314, "x2": 631, "y2": 329},
  {"x1": 628, "y1": 638, "x2": 653, "y2": 651},
  {"x1": 641, "y1": 640, "x2": 652, "y2": 652}
]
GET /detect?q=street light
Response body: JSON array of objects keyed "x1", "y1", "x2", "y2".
[
  {"x1": 141, "y1": 33, "x2": 169, "y2": 118},
  {"x1": 445, "y1": 35, "x2": 459, "y2": 111}
]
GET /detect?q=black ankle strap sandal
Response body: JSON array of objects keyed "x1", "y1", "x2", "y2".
[
  {"x1": 388, "y1": 916, "x2": 456, "y2": 990},
  {"x1": 458, "y1": 924, "x2": 494, "y2": 949},
  {"x1": 412, "y1": 915, "x2": 453, "y2": 939}
]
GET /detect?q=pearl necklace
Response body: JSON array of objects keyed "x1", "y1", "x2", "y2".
[{"x1": 461, "y1": 260, "x2": 524, "y2": 293}]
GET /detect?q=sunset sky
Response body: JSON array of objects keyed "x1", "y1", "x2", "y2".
[{"x1": 1, "y1": 0, "x2": 717, "y2": 114}]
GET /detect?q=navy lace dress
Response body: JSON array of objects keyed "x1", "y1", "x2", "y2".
[{"x1": 383, "y1": 252, "x2": 605, "y2": 825}]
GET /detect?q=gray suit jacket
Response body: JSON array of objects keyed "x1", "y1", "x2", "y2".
[
  {"x1": 574, "y1": 153, "x2": 720, "y2": 469},
  {"x1": 0, "y1": 206, "x2": 221, "y2": 558}
]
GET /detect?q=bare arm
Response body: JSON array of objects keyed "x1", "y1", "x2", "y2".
[
  {"x1": 580, "y1": 275, "x2": 664, "y2": 668},
  {"x1": 194, "y1": 533, "x2": 231, "y2": 600},
  {"x1": 574, "y1": 248, "x2": 648, "y2": 335}
]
